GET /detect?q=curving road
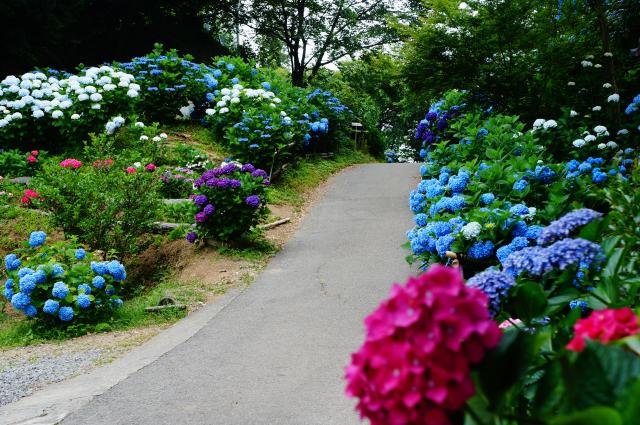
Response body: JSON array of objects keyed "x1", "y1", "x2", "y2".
[{"x1": 62, "y1": 163, "x2": 419, "y2": 425}]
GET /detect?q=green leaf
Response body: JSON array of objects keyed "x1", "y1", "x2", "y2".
[
  {"x1": 564, "y1": 342, "x2": 640, "y2": 410},
  {"x1": 476, "y1": 329, "x2": 541, "y2": 408},
  {"x1": 550, "y1": 406, "x2": 622, "y2": 425},
  {"x1": 513, "y1": 282, "x2": 548, "y2": 322}
]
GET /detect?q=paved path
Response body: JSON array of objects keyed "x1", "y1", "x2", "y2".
[{"x1": 63, "y1": 163, "x2": 418, "y2": 425}]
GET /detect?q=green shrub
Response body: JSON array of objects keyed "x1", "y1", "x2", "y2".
[{"x1": 34, "y1": 161, "x2": 161, "y2": 254}]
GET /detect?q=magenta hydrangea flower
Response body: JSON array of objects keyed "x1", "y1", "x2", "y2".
[
  {"x1": 195, "y1": 212, "x2": 207, "y2": 223},
  {"x1": 345, "y1": 265, "x2": 501, "y2": 425}
]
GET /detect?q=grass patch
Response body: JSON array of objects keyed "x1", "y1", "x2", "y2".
[{"x1": 270, "y1": 150, "x2": 375, "y2": 206}]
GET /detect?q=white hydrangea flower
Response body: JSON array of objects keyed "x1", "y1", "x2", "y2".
[
  {"x1": 133, "y1": 162, "x2": 142, "y2": 168},
  {"x1": 127, "y1": 90, "x2": 138, "y2": 98},
  {"x1": 221, "y1": 88, "x2": 231, "y2": 96},
  {"x1": 32, "y1": 110, "x2": 44, "y2": 119},
  {"x1": 604, "y1": 52, "x2": 613, "y2": 57},
  {"x1": 219, "y1": 107, "x2": 229, "y2": 114},
  {"x1": 581, "y1": 60, "x2": 593, "y2": 67},
  {"x1": 216, "y1": 101, "x2": 226, "y2": 107},
  {"x1": 603, "y1": 83, "x2": 612, "y2": 89},
  {"x1": 572, "y1": 139, "x2": 585, "y2": 148},
  {"x1": 585, "y1": 55, "x2": 595, "y2": 60},
  {"x1": 140, "y1": 135, "x2": 149, "y2": 141},
  {"x1": 113, "y1": 116, "x2": 125, "y2": 126},
  {"x1": 569, "y1": 110, "x2": 578, "y2": 117},
  {"x1": 597, "y1": 143, "x2": 606, "y2": 149},
  {"x1": 606, "y1": 141, "x2": 618, "y2": 149},
  {"x1": 594, "y1": 64, "x2": 602, "y2": 68},
  {"x1": 461, "y1": 222, "x2": 482, "y2": 239},
  {"x1": 205, "y1": 109, "x2": 215, "y2": 116},
  {"x1": 152, "y1": 136, "x2": 161, "y2": 142},
  {"x1": 84, "y1": 85, "x2": 97, "y2": 94},
  {"x1": 71, "y1": 113, "x2": 80, "y2": 120},
  {"x1": 526, "y1": 207, "x2": 537, "y2": 220},
  {"x1": 160, "y1": 133, "x2": 168, "y2": 139},
  {"x1": 592, "y1": 106, "x2": 602, "y2": 112},
  {"x1": 230, "y1": 97, "x2": 240, "y2": 104},
  {"x1": 594, "y1": 125, "x2": 607, "y2": 134},
  {"x1": 533, "y1": 118, "x2": 545, "y2": 129},
  {"x1": 105, "y1": 121, "x2": 117, "y2": 135},
  {"x1": 134, "y1": 122, "x2": 145, "y2": 128},
  {"x1": 567, "y1": 81, "x2": 575, "y2": 86},
  {"x1": 91, "y1": 103, "x2": 101, "y2": 110},
  {"x1": 584, "y1": 134, "x2": 596, "y2": 142},
  {"x1": 543, "y1": 120, "x2": 557, "y2": 129},
  {"x1": 51, "y1": 110, "x2": 63, "y2": 119},
  {"x1": 617, "y1": 129, "x2": 628, "y2": 135},
  {"x1": 607, "y1": 94, "x2": 620, "y2": 103}
]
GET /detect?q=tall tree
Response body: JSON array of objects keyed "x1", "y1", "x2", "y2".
[{"x1": 237, "y1": 0, "x2": 405, "y2": 86}]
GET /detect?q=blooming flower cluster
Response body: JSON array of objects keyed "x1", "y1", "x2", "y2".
[
  {"x1": 59, "y1": 158, "x2": 83, "y2": 169},
  {"x1": 566, "y1": 307, "x2": 639, "y2": 352},
  {"x1": 345, "y1": 265, "x2": 501, "y2": 425},
  {"x1": 3, "y1": 232, "x2": 125, "y2": 323},
  {"x1": 537, "y1": 208, "x2": 602, "y2": 245}
]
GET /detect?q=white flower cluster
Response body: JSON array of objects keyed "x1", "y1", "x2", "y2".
[
  {"x1": 0, "y1": 66, "x2": 138, "y2": 129},
  {"x1": 573, "y1": 126, "x2": 611, "y2": 149},
  {"x1": 461, "y1": 222, "x2": 482, "y2": 239},
  {"x1": 533, "y1": 119, "x2": 557, "y2": 130},
  {"x1": 105, "y1": 116, "x2": 126, "y2": 135},
  {"x1": 206, "y1": 84, "x2": 282, "y2": 116}
]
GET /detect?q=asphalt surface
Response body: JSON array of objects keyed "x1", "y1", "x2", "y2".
[{"x1": 63, "y1": 163, "x2": 419, "y2": 425}]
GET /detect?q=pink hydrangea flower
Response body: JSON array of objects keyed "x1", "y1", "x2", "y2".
[
  {"x1": 345, "y1": 265, "x2": 501, "y2": 425},
  {"x1": 566, "y1": 307, "x2": 639, "y2": 352},
  {"x1": 126, "y1": 167, "x2": 137, "y2": 174},
  {"x1": 145, "y1": 163, "x2": 157, "y2": 172},
  {"x1": 59, "y1": 158, "x2": 83, "y2": 169}
]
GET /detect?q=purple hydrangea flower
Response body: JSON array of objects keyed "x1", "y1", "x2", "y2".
[
  {"x1": 203, "y1": 204, "x2": 215, "y2": 215},
  {"x1": 537, "y1": 209, "x2": 603, "y2": 246},
  {"x1": 241, "y1": 164, "x2": 256, "y2": 173},
  {"x1": 194, "y1": 195, "x2": 208, "y2": 206},
  {"x1": 467, "y1": 270, "x2": 515, "y2": 316},
  {"x1": 503, "y1": 246, "x2": 553, "y2": 277},
  {"x1": 229, "y1": 179, "x2": 241, "y2": 188},
  {"x1": 245, "y1": 195, "x2": 261, "y2": 208},
  {"x1": 252, "y1": 169, "x2": 268, "y2": 179},
  {"x1": 195, "y1": 212, "x2": 207, "y2": 223},
  {"x1": 186, "y1": 232, "x2": 198, "y2": 244}
]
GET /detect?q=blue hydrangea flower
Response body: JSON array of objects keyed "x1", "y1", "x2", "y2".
[
  {"x1": 106, "y1": 261, "x2": 126, "y2": 281},
  {"x1": 569, "y1": 300, "x2": 587, "y2": 312},
  {"x1": 414, "y1": 214, "x2": 428, "y2": 227},
  {"x1": 52, "y1": 282, "x2": 70, "y2": 299},
  {"x1": 496, "y1": 245, "x2": 514, "y2": 263},
  {"x1": 3, "y1": 287, "x2": 14, "y2": 301},
  {"x1": 467, "y1": 240, "x2": 495, "y2": 260},
  {"x1": 436, "y1": 235, "x2": 455, "y2": 257},
  {"x1": 4, "y1": 254, "x2": 20, "y2": 271},
  {"x1": 24, "y1": 305, "x2": 37, "y2": 317},
  {"x1": 467, "y1": 270, "x2": 515, "y2": 316},
  {"x1": 566, "y1": 160, "x2": 580, "y2": 172},
  {"x1": 546, "y1": 238, "x2": 604, "y2": 271},
  {"x1": 577, "y1": 162, "x2": 592, "y2": 174},
  {"x1": 43, "y1": 299, "x2": 60, "y2": 314},
  {"x1": 525, "y1": 225, "x2": 543, "y2": 240},
  {"x1": 18, "y1": 267, "x2": 35, "y2": 278},
  {"x1": 77, "y1": 294, "x2": 91, "y2": 309},
  {"x1": 78, "y1": 284, "x2": 92, "y2": 294},
  {"x1": 91, "y1": 261, "x2": 108, "y2": 275},
  {"x1": 503, "y1": 246, "x2": 553, "y2": 276},
  {"x1": 511, "y1": 221, "x2": 528, "y2": 237},
  {"x1": 19, "y1": 275, "x2": 37, "y2": 294},
  {"x1": 409, "y1": 191, "x2": 426, "y2": 213},
  {"x1": 448, "y1": 175, "x2": 468, "y2": 194},
  {"x1": 537, "y1": 209, "x2": 603, "y2": 245},
  {"x1": 59, "y1": 306, "x2": 74, "y2": 322},
  {"x1": 52, "y1": 264, "x2": 65, "y2": 276},
  {"x1": 111, "y1": 298, "x2": 124, "y2": 308},
  {"x1": 4, "y1": 279, "x2": 13, "y2": 290},
  {"x1": 75, "y1": 249, "x2": 86, "y2": 260},
  {"x1": 33, "y1": 270, "x2": 47, "y2": 284},
  {"x1": 11, "y1": 292, "x2": 31, "y2": 310},
  {"x1": 510, "y1": 204, "x2": 530, "y2": 216},
  {"x1": 92, "y1": 276, "x2": 106, "y2": 289},
  {"x1": 592, "y1": 171, "x2": 607, "y2": 184},
  {"x1": 427, "y1": 221, "x2": 453, "y2": 237},
  {"x1": 106, "y1": 287, "x2": 115, "y2": 296},
  {"x1": 480, "y1": 193, "x2": 495, "y2": 205},
  {"x1": 512, "y1": 179, "x2": 528, "y2": 191},
  {"x1": 28, "y1": 231, "x2": 47, "y2": 247}
]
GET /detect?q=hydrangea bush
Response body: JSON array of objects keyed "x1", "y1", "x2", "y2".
[
  {"x1": 186, "y1": 163, "x2": 270, "y2": 242},
  {"x1": 3, "y1": 232, "x2": 125, "y2": 324}
]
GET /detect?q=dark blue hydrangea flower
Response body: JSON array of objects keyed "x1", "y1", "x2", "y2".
[
  {"x1": 24, "y1": 305, "x2": 37, "y2": 317},
  {"x1": 467, "y1": 240, "x2": 495, "y2": 260},
  {"x1": 511, "y1": 221, "x2": 528, "y2": 237},
  {"x1": 28, "y1": 231, "x2": 47, "y2": 247},
  {"x1": 467, "y1": 270, "x2": 515, "y2": 316},
  {"x1": 537, "y1": 209, "x2": 603, "y2": 245},
  {"x1": 245, "y1": 195, "x2": 261, "y2": 208},
  {"x1": 503, "y1": 246, "x2": 553, "y2": 276}
]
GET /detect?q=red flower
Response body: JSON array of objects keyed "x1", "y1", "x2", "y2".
[
  {"x1": 31, "y1": 150, "x2": 39, "y2": 156},
  {"x1": 345, "y1": 265, "x2": 501, "y2": 425},
  {"x1": 566, "y1": 307, "x2": 639, "y2": 352},
  {"x1": 27, "y1": 155, "x2": 37, "y2": 163},
  {"x1": 126, "y1": 167, "x2": 137, "y2": 174}
]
